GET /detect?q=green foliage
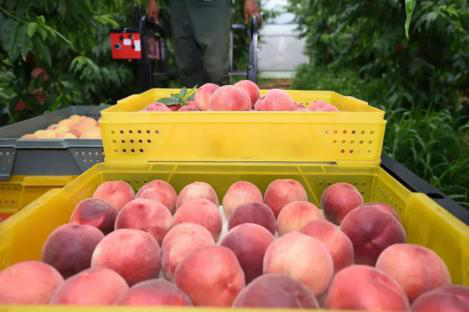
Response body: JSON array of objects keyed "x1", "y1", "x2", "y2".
[{"x1": 0, "y1": 1, "x2": 138, "y2": 125}]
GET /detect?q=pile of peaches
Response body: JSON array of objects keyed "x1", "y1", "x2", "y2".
[
  {"x1": 0, "y1": 179, "x2": 467, "y2": 311},
  {"x1": 20, "y1": 115, "x2": 101, "y2": 139},
  {"x1": 142, "y1": 80, "x2": 340, "y2": 112}
]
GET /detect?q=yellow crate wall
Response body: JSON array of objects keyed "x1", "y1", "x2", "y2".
[{"x1": 99, "y1": 89, "x2": 386, "y2": 165}]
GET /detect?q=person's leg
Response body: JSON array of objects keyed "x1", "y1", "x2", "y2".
[
  {"x1": 168, "y1": 1, "x2": 205, "y2": 87},
  {"x1": 187, "y1": 0, "x2": 231, "y2": 85}
]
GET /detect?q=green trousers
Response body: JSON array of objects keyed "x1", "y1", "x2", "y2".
[{"x1": 169, "y1": 0, "x2": 231, "y2": 87}]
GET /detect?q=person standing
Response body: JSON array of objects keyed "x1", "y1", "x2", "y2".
[{"x1": 147, "y1": 0, "x2": 261, "y2": 87}]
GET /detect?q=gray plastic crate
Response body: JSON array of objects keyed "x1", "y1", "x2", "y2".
[{"x1": 0, "y1": 105, "x2": 108, "y2": 180}]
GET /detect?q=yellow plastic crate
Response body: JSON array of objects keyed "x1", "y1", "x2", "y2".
[
  {"x1": 100, "y1": 89, "x2": 386, "y2": 165},
  {"x1": 0, "y1": 162, "x2": 467, "y2": 298},
  {"x1": 0, "y1": 175, "x2": 75, "y2": 222}
]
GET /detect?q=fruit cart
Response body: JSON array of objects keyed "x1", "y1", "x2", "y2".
[{"x1": 0, "y1": 87, "x2": 467, "y2": 311}]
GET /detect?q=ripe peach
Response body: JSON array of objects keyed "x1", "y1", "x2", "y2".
[
  {"x1": 119, "y1": 279, "x2": 192, "y2": 306},
  {"x1": 57, "y1": 132, "x2": 77, "y2": 139},
  {"x1": 176, "y1": 181, "x2": 219, "y2": 209},
  {"x1": 54, "y1": 124, "x2": 70, "y2": 134},
  {"x1": 0, "y1": 261, "x2": 63, "y2": 304},
  {"x1": 264, "y1": 179, "x2": 308, "y2": 218},
  {"x1": 91, "y1": 229, "x2": 161, "y2": 286},
  {"x1": 136, "y1": 179, "x2": 177, "y2": 213},
  {"x1": 412, "y1": 285, "x2": 469, "y2": 312},
  {"x1": 71, "y1": 117, "x2": 97, "y2": 137},
  {"x1": 80, "y1": 126, "x2": 101, "y2": 139},
  {"x1": 263, "y1": 232, "x2": 333, "y2": 296},
  {"x1": 20, "y1": 133, "x2": 36, "y2": 139},
  {"x1": 115, "y1": 198, "x2": 173, "y2": 244},
  {"x1": 376, "y1": 243, "x2": 451, "y2": 302},
  {"x1": 41, "y1": 223, "x2": 104, "y2": 278},
  {"x1": 254, "y1": 89, "x2": 295, "y2": 111},
  {"x1": 142, "y1": 102, "x2": 171, "y2": 112},
  {"x1": 221, "y1": 223, "x2": 274, "y2": 283},
  {"x1": 93, "y1": 180, "x2": 135, "y2": 211},
  {"x1": 209, "y1": 85, "x2": 251, "y2": 111},
  {"x1": 276, "y1": 201, "x2": 324, "y2": 235},
  {"x1": 326, "y1": 265, "x2": 410, "y2": 311},
  {"x1": 47, "y1": 124, "x2": 58, "y2": 130},
  {"x1": 174, "y1": 246, "x2": 245, "y2": 306},
  {"x1": 194, "y1": 83, "x2": 219, "y2": 110},
  {"x1": 58, "y1": 118, "x2": 76, "y2": 129},
  {"x1": 320, "y1": 182, "x2": 364, "y2": 224},
  {"x1": 34, "y1": 129, "x2": 57, "y2": 139},
  {"x1": 341, "y1": 205, "x2": 407, "y2": 265},
  {"x1": 234, "y1": 80, "x2": 260, "y2": 107},
  {"x1": 70, "y1": 198, "x2": 118, "y2": 234},
  {"x1": 178, "y1": 105, "x2": 199, "y2": 111},
  {"x1": 222, "y1": 181, "x2": 263, "y2": 217},
  {"x1": 301, "y1": 219, "x2": 354, "y2": 273},
  {"x1": 50, "y1": 267, "x2": 128, "y2": 305},
  {"x1": 228, "y1": 202, "x2": 276, "y2": 235},
  {"x1": 362, "y1": 202, "x2": 400, "y2": 220},
  {"x1": 161, "y1": 223, "x2": 215, "y2": 281},
  {"x1": 308, "y1": 100, "x2": 339, "y2": 112},
  {"x1": 233, "y1": 273, "x2": 318, "y2": 308},
  {"x1": 173, "y1": 198, "x2": 222, "y2": 240}
]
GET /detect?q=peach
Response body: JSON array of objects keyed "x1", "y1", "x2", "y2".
[
  {"x1": 221, "y1": 223, "x2": 274, "y2": 283},
  {"x1": 41, "y1": 223, "x2": 105, "y2": 278},
  {"x1": 70, "y1": 198, "x2": 118, "y2": 234},
  {"x1": 91, "y1": 229, "x2": 161, "y2": 286},
  {"x1": 178, "y1": 105, "x2": 199, "y2": 111},
  {"x1": 412, "y1": 285, "x2": 469, "y2": 312},
  {"x1": 50, "y1": 267, "x2": 129, "y2": 305},
  {"x1": 142, "y1": 102, "x2": 171, "y2": 112},
  {"x1": 308, "y1": 100, "x2": 339, "y2": 112},
  {"x1": 341, "y1": 205, "x2": 407, "y2": 265},
  {"x1": 136, "y1": 179, "x2": 177, "y2": 213},
  {"x1": 362, "y1": 202, "x2": 400, "y2": 220},
  {"x1": 58, "y1": 118, "x2": 76, "y2": 128},
  {"x1": 176, "y1": 181, "x2": 219, "y2": 208},
  {"x1": 161, "y1": 223, "x2": 215, "y2": 281},
  {"x1": 34, "y1": 129, "x2": 57, "y2": 139},
  {"x1": 209, "y1": 85, "x2": 251, "y2": 111},
  {"x1": 301, "y1": 219, "x2": 354, "y2": 273},
  {"x1": 233, "y1": 273, "x2": 318, "y2": 308},
  {"x1": 93, "y1": 180, "x2": 135, "y2": 211},
  {"x1": 174, "y1": 246, "x2": 245, "y2": 306},
  {"x1": 173, "y1": 198, "x2": 222, "y2": 240},
  {"x1": 57, "y1": 133, "x2": 77, "y2": 139},
  {"x1": 264, "y1": 179, "x2": 308, "y2": 218},
  {"x1": 0, "y1": 261, "x2": 63, "y2": 304},
  {"x1": 254, "y1": 89, "x2": 295, "y2": 111},
  {"x1": 320, "y1": 182, "x2": 364, "y2": 224},
  {"x1": 234, "y1": 80, "x2": 260, "y2": 107},
  {"x1": 119, "y1": 279, "x2": 192, "y2": 306},
  {"x1": 222, "y1": 181, "x2": 263, "y2": 217},
  {"x1": 71, "y1": 117, "x2": 97, "y2": 136},
  {"x1": 376, "y1": 243, "x2": 451, "y2": 302},
  {"x1": 276, "y1": 201, "x2": 324, "y2": 235},
  {"x1": 80, "y1": 126, "x2": 101, "y2": 139},
  {"x1": 47, "y1": 123, "x2": 58, "y2": 130},
  {"x1": 115, "y1": 198, "x2": 173, "y2": 244},
  {"x1": 194, "y1": 83, "x2": 219, "y2": 110},
  {"x1": 20, "y1": 133, "x2": 36, "y2": 139},
  {"x1": 228, "y1": 202, "x2": 276, "y2": 235},
  {"x1": 263, "y1": 231, "x2": 333, "y2": 296},
  {"x1": 326, "y1": 265, "x2": 410, "y2": 311},
  {"x1": 54, "y1": 124, "x2": 70, "y2": 134}
]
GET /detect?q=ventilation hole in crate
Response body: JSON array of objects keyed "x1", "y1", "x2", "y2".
[
  {"x1": 88, "y1": 152, "x2": 92, "y2": 156},
  {"x1": 114, "y1": 149, "x2": 118, "y2": 153},
  {"x1": 369, "y1": 140, "x2": 373, "y2": 144},
  {"x1": 319, "y1": 182, "x2": 323, "y2": 186},
  {"x1": 131, "y1": 149, "x2": 135, "y2": 153},
  {"x1": 333, "y1": 140, "x2": 337, "y2": 144},
  {"x1": 130, "y1": 139, "x2": 134, "y2": 143},
  {"x1": 111, "y1": 130, "x2": 115, "y2": 134},
  {"x1": 123, "y1": 149, "x2": 127, "y2": 153},
  {"x1": 370, "y1": 130, "x2": 374, "y2": 134},
  {"x1": 138, "y1": 130, "x2": 142, "y2": 134},
  {"x1": 154, "y1": 130, "x2": 159, "y2": 134},
  {"x1": 360, "y1": 191, "x2": 365, "y2": 195},
  {"x1": 139, "y1": 139, "x2": 143, "y2": 143},
  {"x1": 327, "y1": 182, "x2": 332, "y2": 186},
  {"x1": 82, "y1": 152, "x2": 85, "y2": 156},
  {"x1": 5, "y1": 152, "x2": 9, "y2": 156},
  {"x1": 360, "y1": 140, "x2": 364, "y2": 144},
  {"x1": 147, "y1": 139, "x2": 151, "y2": 143},
  {"x1": 325, "y1": 130, "x2": 329, "y2": 134},
  {"x1": 129, "y1": 130, "x2": 133, "y2": 134},
  {"x1": 349, "y1": 150, "x2": 353, "y2": 153},
  {"x1": 342, "y1": 140, "x2": 346, "y2": 144},
  {"x1": 112, "y1": 140, "x2": 116, "y2": 143},
  {"x1": 351, "y1": 140, "x2": 354, "y2": 144},
  {"x1": 362, "y1": 182, "x2": 366, "y2": 186},
  {"x1": 95, "y1": 152, "x2": 99, "y2": 156},
  {"x1": 352, "y1": 130, "x2": 356, "y2": 134},
  {"x1": 121, "y1": 140, "x2": 125, "y2": 143},
  {"x1": 361, "y1": 130, "x2": 365, "y2": 134},
  {"x1": 120, "y1": 130, "x2": 124, "y2": 134},
  {"x1": 139, "y1": 149, "x2": 144, "y2": 153},
  {"x1": 334, "y1": 130, "x2": 338, "y2": 134},
  {"x1": 368, "y1": 150, "x2": 371, "y2": 153},
  {"x1": 340, "y1": 149, "x2": 345, "y2": 153},
  {"x1": 353, "y1": 182, "x2": 358, "y2": 186},
  {"x1": 146, "y1": 130, "x2": 151, "y2": 134}
]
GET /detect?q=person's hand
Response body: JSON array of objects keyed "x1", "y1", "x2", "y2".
[
  {"x1": 147, "y1": 0, "x2": 160, "y2": 22},
  {"x1": 244, "y1": 0, "x2": 262, "y2": 26}
]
